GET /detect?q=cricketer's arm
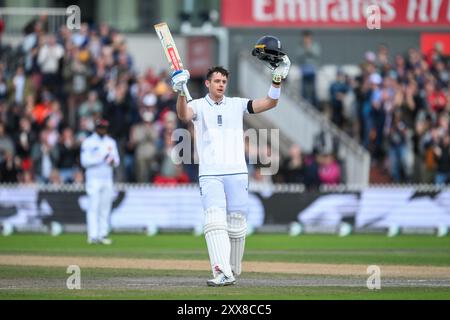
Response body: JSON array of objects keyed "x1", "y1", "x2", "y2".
[{"x1": 176, "y1": 93, "x2": 195, "y2": 122}]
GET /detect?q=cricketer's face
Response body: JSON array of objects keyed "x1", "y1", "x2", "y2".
[
  {"x1": 96, "y1": 126, "x2": 108, "y2": 137},
  {"x1": 206, "y1": 72, "x2": 228, "y2": 100}
]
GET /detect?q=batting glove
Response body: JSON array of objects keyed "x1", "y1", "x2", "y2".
[
  {"x1": 272, "y1": 55, "x2": 291, "y2": 84},
  {"x1": 171, "y1": 69, "x2": 190, "y2": 92}
]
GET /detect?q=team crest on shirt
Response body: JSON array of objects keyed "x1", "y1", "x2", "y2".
[{"x1": 217, "y1": 115, "x2": 222, "y2": 126}]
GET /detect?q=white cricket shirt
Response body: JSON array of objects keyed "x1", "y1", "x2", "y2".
[
  {"x1": 188, "y1": 94, "x2": 250, "y2": 177},
  {"x1": 80, "y1": 132, "x2": 120, "y2": 181}
]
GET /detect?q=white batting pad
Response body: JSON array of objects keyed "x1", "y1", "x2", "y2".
[
  {"x1": 204, "y1": 207, "x2": 233, "y2": 278},
  {"x1": 227, "y1": 212, "x2": 247, "y2": 276}
]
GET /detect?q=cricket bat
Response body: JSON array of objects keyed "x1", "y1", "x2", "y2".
[{"x1": 154, "y1": 22, "x2": 192, "y2": 102}]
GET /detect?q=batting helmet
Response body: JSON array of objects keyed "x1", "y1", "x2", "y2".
[{"x1": 251, "y1": 35, "x2": 286, "y2": 69}]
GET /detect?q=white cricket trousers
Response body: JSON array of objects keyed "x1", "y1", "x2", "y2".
[
  {"x1": 199, "y1": 173, "x2": 249, "y2": 212},
  {"x1": 199, "y1": 173, "x2": 249, "y2": 276},
  {"x1": 86, "y1": 179, "x2": 114, "y2": 241}
]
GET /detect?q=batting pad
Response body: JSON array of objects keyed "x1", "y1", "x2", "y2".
[
  {"x1": 227, "y1": 212, "x2": 247, "y2": 276},
  {"x1": 204, "y1": 207, "x2": 233, "y2": 278}
]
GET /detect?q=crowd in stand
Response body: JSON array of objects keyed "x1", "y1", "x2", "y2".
[
  {"x1": 0, "y1": 17, "x2": 195, "y2": 185},
  {"x1": 0, "y1": 18, "x2": 343, "y2": 187},
  {"x1": 262, "y1": 31, "x2": 450, "y2": 187},
  {"x1": 272, "y1": 31, "x2": 343, "y2": 188},
  {"x1": 326, "y1": 43, "x2": 450, "y2": 185},
  {"x1": 0, "y1": 19, "x2": 447, "y2": 186}
]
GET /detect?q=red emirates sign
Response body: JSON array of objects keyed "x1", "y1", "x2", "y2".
[{"x1": 221, "y1": 0, "x2": 450, "y2": 28}]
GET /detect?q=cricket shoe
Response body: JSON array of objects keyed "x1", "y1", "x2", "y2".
[
  {"x1": 207, "y1": 272, "x2": 236, "y2": 287},
  {"x1": 88, "y1": 238, "x2": 99, "y2": 244},
  {"x1": 98, "y1": 238, "x2": 113, "y2": 245}
]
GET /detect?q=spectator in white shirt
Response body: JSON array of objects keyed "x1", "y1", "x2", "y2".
[{"x1": 38, "y1": 35, "x2": 64, "y2": 92}]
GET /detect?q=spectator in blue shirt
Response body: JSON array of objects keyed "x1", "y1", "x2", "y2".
[{"x1": 329, "y1": 69, "x2": 350, "y2": 127}]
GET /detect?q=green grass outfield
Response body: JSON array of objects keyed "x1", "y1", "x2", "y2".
[{"x1": 0, "y1": 234, "x2": 450, "y2": 299}]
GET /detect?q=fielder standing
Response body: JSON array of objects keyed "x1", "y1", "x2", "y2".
[
  {"x1": 172, "y1": 36, "x2": 291, "y2": 286},
  {"x1": 80, "y1": 119, "x2": 120, "y2": 245}
]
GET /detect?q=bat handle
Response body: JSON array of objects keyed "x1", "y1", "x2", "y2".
[{"x1": 182, "y1": 83, "x2": 193, "y2": 102}]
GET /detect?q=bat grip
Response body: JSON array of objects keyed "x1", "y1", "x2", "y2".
[{"x1": 182, "y1": 83, "x2": 192, "y2": 102}]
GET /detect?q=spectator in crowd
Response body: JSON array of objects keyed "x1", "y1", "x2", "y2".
[
  {"x1": 0, "y1": 72, "x2": 7, "y2": 101},
  {"x1": 361, "y1": 72, "x2": 376, "y2": 148},
  {"x1": 18, "y1": 170, "x2": 34, "y2": 184},
  {"x1": 14, "y1": 116, "x2": 36, "y2": 173},
  {"x1": 56, "y1": 127, "x2": 79, "y2": 183},
  {"x1": 75, "y1": 116, "x2": 94, "y2": 145},
  {"x1": 49, "y1": 168, "x2": 62, "y2": 185},
  {"x1": 10, "y1": 65, "x2": 32, "y2": 105},
  {"x1": 376, "y1": 44, "x2": 391, "y2": 76},
  {"x1": 329, "y1": 69, "x2": 350, "y2": 127},
  {"x1": 5, "y1": 102, "x2": 22, "y2": 134},
  {"x1": 388, "y1": 110, "x2": 409, "y2": 182},
  {"x1": 104, "y1": 81, "x2": 132, "y2": 141},
  {"x1": 153, "y1": 164, "x2": 190, "y2": 185},
  {"x1": 23, "y1": 14, "x2": 48, "y2": 36},
  {"x1": 310, "y1": 131, "x2": 340, "y2": 187},
  {"x1": 71, "y1": 23, "x2": 89, "y2": 48},
  {"x1": 43, "y1": 113, "x2": 60, "y2": 149},
  {"x1": 49, "y1": 98, "x2": 64, "y2": 129},
  {"x1": 317, "y1": 153, "x2": 341, "y2": 185},
  {"x1": 411, "y1": 111, "x2": 429, "y2": 182},
  {"x1": 0, "y1": 123, "x2": 14, "y2": 163},
  {"x1": 380, "y1": 75, "x2": 396, "y2": 125},
  {"x1": 352, "y1": 63, "x2": 370, "y2": 144},
  {"x1": 99, "y1": 22, "x2": 112, "y2": 46},
  {"x1": 0, "y1": 101, "x2": 6, "y2": 126},
  {"x1": 280, "y1": 144, "x2": 305, "y2": 183},
  {"x1": 425, "y1": 80, "x2": 447, "y2": 114},
  {"x1": 88, "y1": 33, "x2": 102, "y2": 62},
  {"x1": 78, "y1": 90, "x2": 103, "y2": 122},
  {"x1": 63, "y1": 45, "x2": 91, "y2": 127},
  {"x1": 297, "y1": 30, "x2": 320, "y2": 107},
  {"x1": 0, "y1": 16, "x2": 4, "y2": 47},
  {"x1": 73, "y1": 169, "x2": 84, "y2": 184},
  {"x1": 420, "y1": 125, "x2": 441, "y2": 183},
  {"x1": 394, "y1": 54, "x2": 408, "y2": 84},
  {"x1": 303, "y1": 153, "x2": 321, "y2": 189},
  {"x1": 249, "y1": 165, "x2": 274, "y2": 187},
  {"x1": 0, "y1": 151, "x2": 20, "y2": 183},
  {"x1": 367, "y1": 73, "x2": 386, "y2": 161},
  {"x1": 434, "y1": 60, "x2": 449, "y2": 88},
  {"x1": 38, "y1": 34, "x2": 64, "y2": 93},
  {"x1": 433, "y1": 133, "x2": 450, "y2": 185},
  {"x1": 128, "y1": 108, "x2": 158, "y2": 182},
  {"x1": 425, "y1": 42, "x2": 445, "y2": 67},
  {"x1": 155, "y1": 111, "x2": 180, "y2": 183},
  {"x1": 22, "y1": 20, "x2": 43, "y2": 71},
  {"x1": 394, "y1": 81, "x2": 422, "y2": 131},
  {"x1": 32, "y1": 90, "x2": 52, "y2": 127},
  {"x1": 90, "y1": 56, "x2": 108, "y2": 94},
  {"x1": 31, "y1": 129, "x2": 59, "y2": 183}
]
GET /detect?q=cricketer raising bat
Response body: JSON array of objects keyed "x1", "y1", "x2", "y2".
[{"x1": 154, "y1": 22, "x2": 193, "y2": 102}]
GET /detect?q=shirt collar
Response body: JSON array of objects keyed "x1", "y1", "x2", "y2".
[{"x1": 205, "y1": 94, "x2": 226, "y2": 107}]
